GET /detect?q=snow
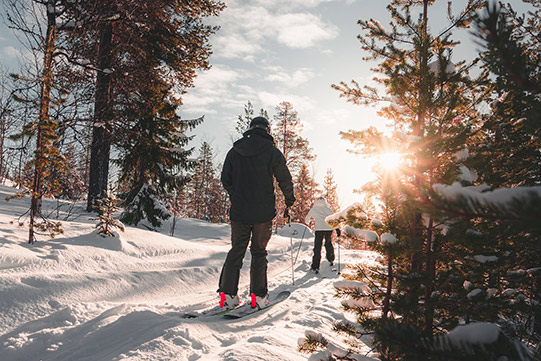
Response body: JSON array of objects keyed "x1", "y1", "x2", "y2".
[
  {"x1": 380, "y1": 233, "x2": 397, "y2": 245},
  {"x1": 454, "y1": 148, "x2": 469, "y2": 161},
  {"x1": 444, "y1": 322, "x2": 501, "y2": 346},
  {"x1": 0, "y1": 184, "x2": 379, "y2": 361},
  {"x1": 486, "y1": 288, "x2": 498, "y2": 298},
  {"x1": 325, "y1": 202, "x2": 368, "y2": 226},
  {"x1": 433, "y1": 182, "x2": 541, "y2": 213},
  {"x1": 472, "y1": 254, "x2": 499, "y2": 263},
  {"x1": 467, "y1": 289, "x2": 482, "y2": 299},
  {"x1": 277, "y1": 222, "x2": 313, "y2": 239},
  {"x1": 457, "y1": 165, "x2": 478, "y2": 183},
  {"x1": 502, "y1": 288, "x2": 517, "y2": 296},
  {"x1": 344, "y1": 225, "x2": 379, "y2": 242},
  {"x1": 334, "y1": 280, "x2": 371, "y2": 294}
]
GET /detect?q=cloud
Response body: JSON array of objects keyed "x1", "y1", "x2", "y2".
[
  {"x1": 257, "y1": 91, "x2": 314, "y2": 113},
  {"x1": 252, "y1": 0, "x2": 335, "y2": 10},
  {"x1": 264, "y1": 67, "x2": 315, "y2": 87},
  {"x1": 211, "y1": 4, "x2": 339, "y2": 60},
  {"x1": 2, "y1": 46, "x2": 24, "y2": 59},
  {"x1": 181, "y1": 65, "x2": 245, "y2": 113},
  {"x1": 212, "y1": 33, "x2": 262, "y2": 59},
  {"x1": 274, "y1": 13, "x2": 339, "y2": 48}
]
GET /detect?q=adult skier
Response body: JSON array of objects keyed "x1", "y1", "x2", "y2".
[
  {"x1": 218, "y1": 116, "x2": 295, "y2": 310},
  {"x1": 305, "y1": 197, "x2": 340, "y2": 274}
]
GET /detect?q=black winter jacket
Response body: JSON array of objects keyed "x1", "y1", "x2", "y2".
[{"x1": 221, "y1": 128, "x2": 295, "y2": 223}]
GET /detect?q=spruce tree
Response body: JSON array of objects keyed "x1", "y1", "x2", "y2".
[
  {"x1": 117, "y1": 80, "x2": 201, "y2": 229},
  {"x1": 292, "y1": 163, "x2": 319, "y2": 224},
  {"x1": 235, "y1": 100, "x2": 269, "y2": 138},
  {"x1": 325, "y1": 0, "x2": 494, "y2": 358},
  {"x1": 77, "y1": 0, "x2": 226, "y2": 211},
  {"x1": 425, "y1": 2, "x2": 541, "y2": 354},
  {"x1": 272, "y1": 101, "x2": 315, "y2": 229},
  {"x1": 322, "y1": 168, "x2": 340, "y2": 212},
  {"x1": 185, "y1": 141, "x2": 224, "y2": 223}
]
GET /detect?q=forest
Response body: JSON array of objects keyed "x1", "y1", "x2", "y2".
[{"x1": 0, "y1": 0, "x2": 539, "y2": 360}]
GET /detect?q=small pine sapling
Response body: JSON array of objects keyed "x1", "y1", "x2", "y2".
[{"x1": 91, "y1": 193, "x2": 125, "y2": 237}]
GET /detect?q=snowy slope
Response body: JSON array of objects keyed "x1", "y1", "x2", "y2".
[{"x1": 0, "y1": 184, "x2": 379, "y2": 361}]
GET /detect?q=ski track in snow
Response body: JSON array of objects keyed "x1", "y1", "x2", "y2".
[{"x1": 0, "y1": 185, "x2": 379, "y2": 361}]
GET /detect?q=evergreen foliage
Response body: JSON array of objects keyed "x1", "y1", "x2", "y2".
[
  {"x1": 299, "y1": 1, "x2": 541, "y2": 360},
  {"x1": 292, "y1": 163, "x2": 319, "y2": 224},
  {"x1": 272, "y1": 101, "x2": 315, "y2": 230},
  {"x1": 91, "y1": 193, "x2": 125, "y2": 237},
  {"x1": 184, "y1": 141, "x2": 229, "y2": 223},
  {"x1": 67, "y1": 0, "x2": 226, "y2": 211},
  {"x1": 236, "y1": 100, "x2": 269, "y2": 138},
  {"x1": 117, "y1": 78, "x2": 201, "y2": 228},
  {"x1": 322, "y1": 168, "x2": 340, "y2": 212}
]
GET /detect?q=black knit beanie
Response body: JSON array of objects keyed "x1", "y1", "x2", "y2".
[{"x1": 249, "y1": 117, "x2": 270, "y2": 133}]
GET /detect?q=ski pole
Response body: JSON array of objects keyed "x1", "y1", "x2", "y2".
[
  {"x1": 337, "y1": 233, "x2": 341, "y2": 275},
  {"x1": 288, "y1": 214, "x2": 294, "y2": 285}
]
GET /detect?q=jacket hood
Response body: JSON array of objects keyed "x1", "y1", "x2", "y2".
[
  {"x1": 233, "y1": 128, "x2": 275, "y2": 157},
  {"x1": 313, "y1": 198, "x2": 330, "y2": 208}
]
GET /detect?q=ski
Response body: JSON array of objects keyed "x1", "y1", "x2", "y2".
[
  {"x1": 223, "y1": 290, "x2": 291, "y2": 319},
  {"x1": 182, "y1": 303, "x2": 242, "y2": 319}
]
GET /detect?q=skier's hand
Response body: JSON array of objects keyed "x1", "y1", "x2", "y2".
[
  {"x1": 283, "y1": 208, "x2": 290, "y2": 221},
  {"x1": 335, "y1": 228, "x2": 341, "y2": 237}
]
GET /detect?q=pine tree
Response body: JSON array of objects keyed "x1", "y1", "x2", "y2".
[
  {"x1": 79, "y1": 0, "x2": 226, "y2": 211},
  {"x1": 327, "y1": 0, "x2": 494, "y2": 358},
  {"x1": 272, "y1": 101, "x2": 315, "y2": 230},
  {"x1": 292, "y1": 163, "x2": 319, "y2": 224},
  {"x1": 5, "y1": 0, "x2": 77, "y2": 243},
  {"x1": 91, "y1": 193, "x2": 124, "y2": 237},
  {"x1": 322, "y1": 168, "x2": 340, "y2": 212},
  {"x1": 185, "y1": 141, "x2": 224, "y2": 222},
  {"x1": 272, "y1": 101, "x2": 315, "y2": 176},
  {"x1": 424, "y1": 2, "x2": 541, "y2": 354},
  {"x1": 117, "y1": 80, "x2": 200, "y2": 229},
  {"x1": 235, "y1": 100, "x2": 269, "y2": 138}
]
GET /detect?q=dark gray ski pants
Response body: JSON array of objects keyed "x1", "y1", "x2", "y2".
[
  {"x1": 218, "y1": 221, "x2": 272, "y2": 297},
  {"x1": 311, "y1": 230, "x2": 335, "y2": 270}
]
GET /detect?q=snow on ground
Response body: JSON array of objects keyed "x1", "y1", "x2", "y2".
[{"x1": 0, "y1": 185, "x2": 380, "y2": 361}]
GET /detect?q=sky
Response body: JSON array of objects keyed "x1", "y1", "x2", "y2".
[
  {"x1": 177, "y1": 0, "x2": 474, "y2": 207},
  {"x1": 0, "y1": 0, "x2": 533, "y2": 208}
]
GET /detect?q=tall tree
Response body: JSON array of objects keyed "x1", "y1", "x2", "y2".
[
  {"x1": 322, "y1": 168, "x2": 340, "y2": 212},
  {"x1": 272, "y1": 101, "x2": 315, "y2": 229},
  {"x1": 272, "y1": 101, "x2": 314, "y2": 176},
  {"x1": 424, "y1": 1, "x2": 541, "y2": 352},
  {"x1": 327, "y1": 0, "x2": 490, "y2": 358},
  {"x1": 5, "y1": 0, "x2": 78, "y2": 243},
  {"x1": 81, "y1": 0, "x2": 225, "y2": 211},
  {"x1": 292, "y1": 163, "x2": 319, "y2": 224},
  {"x1": 235, "y1": 100, "x2": 269, "y2": 138},
  {"x1": 117, "y1": 79, "x2": 201, "y2": 229},
  {"x1": 185, "y1": 141, "x2": 225, "y2": 222}
]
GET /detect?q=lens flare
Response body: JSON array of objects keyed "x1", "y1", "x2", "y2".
[{"x1": 378, "y1": 152, "x2": 402, "y2": 171}]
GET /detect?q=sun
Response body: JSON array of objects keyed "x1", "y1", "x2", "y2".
[{"x1": 378, "y1": 151, "x2": 402, "y2": 171}]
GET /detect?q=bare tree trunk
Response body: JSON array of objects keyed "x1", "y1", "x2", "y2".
[
  {"x1": 424, "y1": 218, "x2": 435, "y2": 333},
  {"x1": 87, "y1": 20, "x2": 113, "y2": 212},
  {"x1": 30, "y1": 0, "x2": 56, "y2": 244},
  {"x1": 382, "y1": 249, "x2": 393, "y2": 318},
  {"x1": 0, "y1": 109, "x2": 6, "y2": 181}
]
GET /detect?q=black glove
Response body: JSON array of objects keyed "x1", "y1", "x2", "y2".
[
  {"x1": 283, "y1": 208, "x2": 290, "y2": 220},
  {"x1": 335, "y1": 228, "x2": 341, "y2": 237}
]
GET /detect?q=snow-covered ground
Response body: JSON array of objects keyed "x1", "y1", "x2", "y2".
[{"x1": 0, "y1": 184, "x2": 380, "y2": 361}]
